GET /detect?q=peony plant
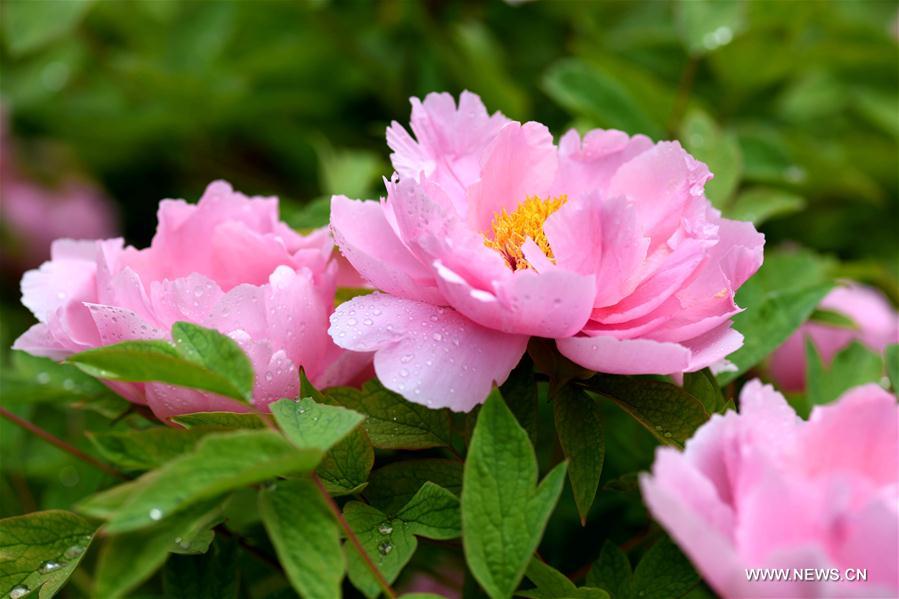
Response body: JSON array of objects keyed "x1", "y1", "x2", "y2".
[
  {"x1": 642, "y1": 380, "x2": 898, "y2": 598},
  {"x1": 2, "y1": 94, "x2": 896, "y2": 599},
  {"x1": 13, "y1": 181, "x2": 370, "y2": 418},
  {"x1": 329, "y1": 92, "x2": 764, "y2": 411}
]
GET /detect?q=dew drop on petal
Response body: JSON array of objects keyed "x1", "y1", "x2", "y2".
[{"x1": 377, "y1": 522, "x2": 393, "y2": 535}]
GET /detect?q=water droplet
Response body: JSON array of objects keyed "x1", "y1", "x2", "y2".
[
  {"x1": 63, "y1": 545, "x2": 85, "y2": 560},
  {"x1": 429, "y1": 314, "x2": 439, "y2": 322},
  {"x1": 149, "y1": 508, "x2": 163, "y2": 521},
  {"x1": 654, "y1": 425, "x2": 662, "y2": 430},
  {"x1": 377, "y1": 541, "x2": 393, "y2": 556},
  {"x1": 62, "y1": 379, "x2": 75, "y2": 391},
  {"x1": 664, "y1": 432, "x2": 672, "y2": 438},
  {"x1": 9, "y1": 586, "x2": 29, "y2": 599},
  {"x1": 432, "y1": 333, "x2": 442, "y2": 341},
  {"x1": 36, "y1": 372, "x2": 50, "y2": 384},
  {"x1": 265, "y1": 372, "x2": 274, "y2": 382},
  {"x1": 400, "y1": 354, "x2": 413, "y2": 363},
  {"x1": 400, "y1": 369, "x2": 409, "y2": 377},
  {"x1": 363, "y1": 318, "x2": 373, "y2": 326},
  {"x1": 347, "y1": 318, "x2": 358, "y2": 326},
  {"x1": 378, "y1": 522, "x2": 393, "y2": 535},
  {"x1": 39, "y1": 561, "x2": 61, "y2": 573}
]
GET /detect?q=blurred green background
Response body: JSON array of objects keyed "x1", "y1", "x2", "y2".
[
  {"x1": 1, "y1": 0, "x2": 897, "y2": 272},
  {"x1": 0, "y1": 1, "x2": 897, "y2": 593}
]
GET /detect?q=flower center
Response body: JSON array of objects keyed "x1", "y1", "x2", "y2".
[{"x1": 484, "y1": 195, "x2": 567, "y2": 270}]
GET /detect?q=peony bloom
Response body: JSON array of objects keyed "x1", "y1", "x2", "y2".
[
  {"x1": 641, "y1": 380, "x2": 898, "y2": 598},
  {"x1": 328, "y1": 91, "x2": 764, "y2": 411},
  {"x1": 14, "y1": 181, "x2": 369, "y2": 419},
  {"x1": 769, "y1": 284, "x2": 898, "y2": 391}
]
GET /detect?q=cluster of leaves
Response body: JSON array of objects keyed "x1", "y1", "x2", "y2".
[{"x1": 2, "y1": 303, "x2": 897, "y2": 598}]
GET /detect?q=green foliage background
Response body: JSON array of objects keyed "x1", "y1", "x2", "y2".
[{"x1": 0, "y1": 1, "x2": 897, "y2": 598}]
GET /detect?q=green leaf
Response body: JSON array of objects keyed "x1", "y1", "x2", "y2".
[
  {"x1": 97, "y1": 430, "x2": 320, "y2": 533},
  {"x1": 316, "y1": 142, "x2": 384, "y2": 199},
  {"x1": 0, "y1": 510, "x2": 96, "y2": 599},
  {"x1": 809, "y1": 308, "x2": 858, "y2": 330},
  {"x1": 317, "y1": 428, "x2": 374, "y2": 496},
  {"x1": 586, "y1": 541, "x2": 632, "y2": 598},
  {"x1": 2, "y1": 0, "x2": 93, "y2": 55},
  {"x1": 523, "y1": 558, "x2": 609, "y2": 599},
  {"x1": 344, "y1": 481, "x2": 461, "y2": 597},
  {"x1": 584, "y1": 375, "x2": 709, "y2": 448},
  {"x1": 630, "y1": 538, "x2": 699, "y2": 599},
  {"x1": 726, "y1": 187, "x2": 805, "y2": 226},
  {"x1": 805, "y1": 341, "x2": 884, "y2": 408},
  {"x1": 343, "y1": 501, "x2": 417, "y2": 599},
  {"x1": 680, "y1": 109, "x2": 742, "y2": 209},
  {"x1": 719, "y1": 283, "x2": 833, "y2": 385},
  {"x1": 542, "y1": 59, "x2": 662, "y2": 139},
  {"x1": 0, "y1": 351, "x2": 126, "y2": 416},
  {"x1": 69, "y1": 322, "x2": 254, "y2": 403},
  {"x1": 553, "y1": 385, "x2": 605, "y2": 524},
  {"x1": 674, "y1": 0, "x2": 744, "y2": 55},
  {"x1": 586, "y1": 538, "x2": 698, "y2": 599},
  {"x1": 886, "y1": 344, "x2": 899, "y2": 394},
  {"x1": 171, "y1": 322, "x2": 254, "y2": 399},
  {"x1": 163, "y1": 539, "x2": 239, "y2": 599},
  {"x1": 500, "y1": 357, "x2": 539, "y2": 445},
  {"x1": 321, "y1": 380, "x2": 451, "y2": 449},
  {"x1": 76, "y1": 479, "x2": 143, "y2": 521},
  {"x1": 94, "y1": 500, "x2": 222, "y2": 599},
  {"x1": 87, "y1": 427, "x2": 214, "y2": 470},
  {"x1": 259, "y1": 478, "x2": 344, "y2": 599},
  {"x1": 271, "y1": 396, "x2": 365, "y2": 452},
  {"x1": 364, "y1": 459, "x2": 463, "y2": 515},
  {"x1": 462, "y1": 389, "x2": 568, "y2": 599},
  {"x1": 171, "y1": 412, "x2": 265, "y2": 430},
  {"x1": 395, "y1": 482, "x2": 461, "y2": 540},
  {"x1": 682, "y1": 369, "x2": 725, "y2": 414}
]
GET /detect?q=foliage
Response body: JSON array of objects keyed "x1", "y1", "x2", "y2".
[{"x1": 1, "y1": 1, "x2": 897, "y2": 598}]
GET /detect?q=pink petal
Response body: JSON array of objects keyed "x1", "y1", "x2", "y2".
[
  {"x1": 145, "y1": 384, "x2": 252, "y2": 420},
  {"x1": 640, "y1": 453, "x2": 741, "y2": 597},
  {"x1": 263, "y1": 266, "x2": 333, "y2": 379},
  {"x1": 607, "y1": 141, "x2": 711, "y2": 244},
  {"x1": 329, "y1": 294, "x2": 527, "y2": 412},
  {"x1": 388, "y1": 91, "x2": 508, "y2": 208},
  {"x1": 557, "y1": 334, "x2": 691, "y2": 375},
  {"x1": 548, "y1": 128, "x2": 654, "y2": 200},
  {"x1": 12, "y1": 323, "x2": 69, "y2": 360},
  {"x1": 148, "y1": 273, "x2": 225, "y2": 330},
  {"x1": 330, "y1": 195, "x2": 442, "y2": 304},
  {"x1": 799, "y1": 384, "x2": 898, "y2": 486},
  {"x1": 467, "y1": 121, "x2": 558, "y2": 232},
  {"x1": 84, "y1": 303, "x2": 165, "y2": 345},
  {"x1": 434, "y1": 260, "x2": 595, "y2": 337},
  {"x1": 21, "y1": 245, "x2": 98, "y2": 322}
]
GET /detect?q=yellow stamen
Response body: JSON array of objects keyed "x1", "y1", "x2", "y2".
[{"x1": 484, "y1": 195, "x2": 567, "y2": 270}]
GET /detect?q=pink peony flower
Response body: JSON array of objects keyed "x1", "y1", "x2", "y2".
[
  {"x1": 328, "y1": 92, "x2": 764, "y2": 411},
  {"x1": 13, "y1": 181, "x2": 370, "y2": 419},
  {"x1": 769, "y1": 284, "x2": 898, "y2": 391},
  {"x1": 641, "y1": 380, "x2": 898, "y2": 598},
  {"x1": 0, "y1": 110, "x2": 118, "y2": 270}
]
